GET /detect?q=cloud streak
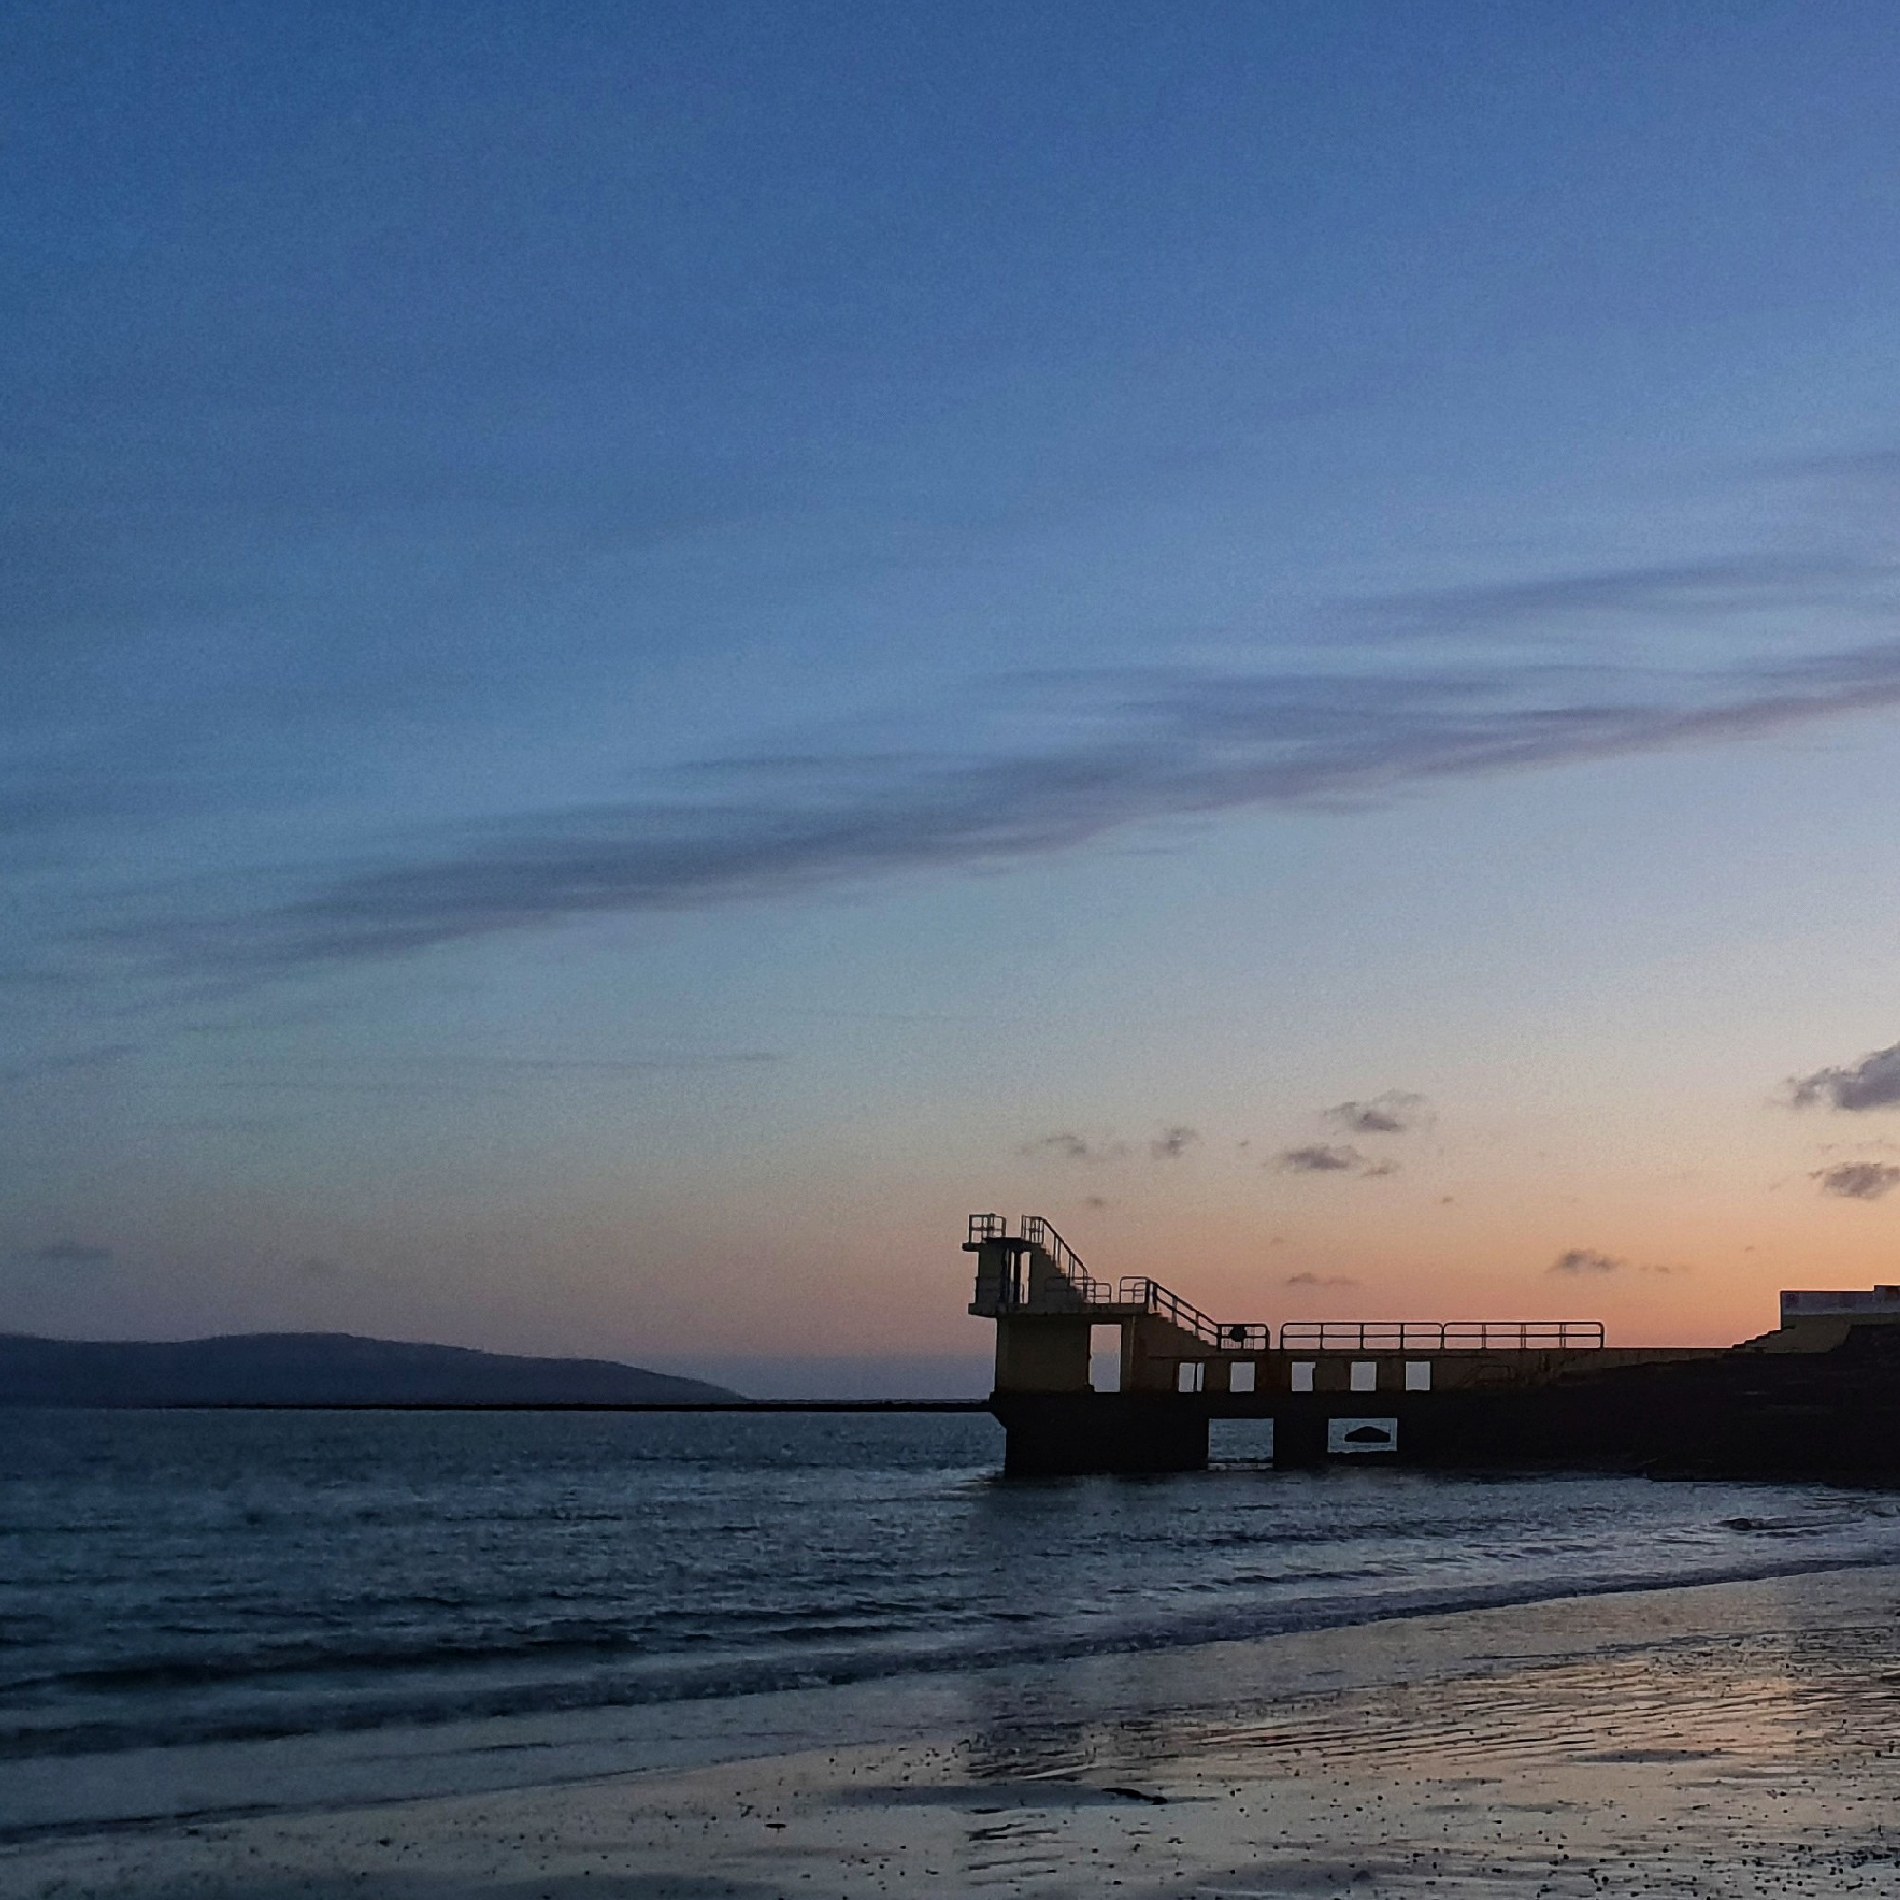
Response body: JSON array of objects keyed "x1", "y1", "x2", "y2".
[
  {"x1": 1020, "y1": 1133, "x2": 1126, "y2": 1165},
  {"x1": 1274, "y1": 1143, "x2": 1396, "y2": 1179},
  {"x1": 1351, "y1": 553, "x2": 1891, "y2": 645},
  {"x1": 99, "y1": 550, "x2": 1900, "y2": 977},
  {"x1": 0, "y1": 1042, "x2": 142, "y2": 1086},
  {"x1": 10, "y1": 1240, "x2": 114, "y2": 1269}
]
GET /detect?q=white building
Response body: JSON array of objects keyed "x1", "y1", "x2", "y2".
[{"x1": 1780, "y1": 1287, "x2": 1900, "y2": 1324}]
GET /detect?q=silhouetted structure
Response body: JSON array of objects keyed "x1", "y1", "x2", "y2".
[{"x1": 968, "y1": 1215, "x2": 1900, "y2": 1480}]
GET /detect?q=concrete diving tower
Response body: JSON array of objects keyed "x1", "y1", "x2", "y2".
[
  {"x1": 965, "y1": 1214, "x2": 1707, "y2": 1476},
  {"x1": 968, "y1": 1213, "x2": 1270, "y2": 1397}
]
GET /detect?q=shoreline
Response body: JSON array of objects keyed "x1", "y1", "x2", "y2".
[
  {"x1": 8, "y1": 1565, "x2": 1900, "y2": 1896},
  {"x1": 7, "y1": 1532, "x2": 1898, "y2": 1841}
]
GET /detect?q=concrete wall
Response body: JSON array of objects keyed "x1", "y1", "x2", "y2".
[
  {"x1": 993, "y1": 1314, "x2": 1092, "y2": 1393},
  {"x1": 1119, "y1": 1344, "x2": 1713, "y2": 1398}
]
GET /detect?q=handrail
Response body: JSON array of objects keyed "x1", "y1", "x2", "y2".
[
  {"x1": 1021, "y1": 1215, "x2": 1085, "y2": 1282},
  {"x1": 967, "y1": 1215, "x2": 1268, "y2": 1346},
  {"x1": 970, "y1": 1219, "x2": 1602, "y2": 1355},
  {"x1": 1275, "y1": 1319, "x2": 1606, "y2": 1352},
  {"x1": 1118, "y1": 1277, "x2": 1271, "y2": 1352},
  {"x1": 1019, "y1": 1215, "x2": 1115, "y2": 1305}
]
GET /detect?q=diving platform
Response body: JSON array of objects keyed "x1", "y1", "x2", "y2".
[{"x1": 967, "y1": 1214, "x2": 1900, "y2": 1480}]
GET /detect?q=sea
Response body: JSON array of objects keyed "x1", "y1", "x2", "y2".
[{"x1": 5, "y1": 1408, "x2": 1900, "y2": 1836}]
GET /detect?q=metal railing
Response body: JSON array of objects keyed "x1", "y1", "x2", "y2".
[
  {"x1": 1033, "y1": 1268, "x2": 1115, "y2": 1307},
  {"x1": 968, "y1": 1214, "x2": 1113, "y2": 1304},
  {"x1": 1118, "y1": 1278, "x2": 1270, "y2": 1351},
  {"x1": 1020, "y1": 1216, "x2": 1113, "y2": 1304},
  {"x1": 967, "y1": 1215, "x2": 1270, "y2": 1346},
  {"x1": 1275, "y1": 1319, "x2": 1606, "y2": 1353},
  {"x1": 1021, "y1": 1215, "x2": 1083, "y2": 1280},
  {"x1": 971, "y1": 1220, "x2": 1603, "y2": 1356}
]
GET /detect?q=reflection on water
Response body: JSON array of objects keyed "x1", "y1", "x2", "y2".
[
  {"x1": 3, "y1": 1408, "x2": 1897, "y2": 1769},
  {"x1": 950, "y1": 1570, "x2": 1900, "y2": 1804}
]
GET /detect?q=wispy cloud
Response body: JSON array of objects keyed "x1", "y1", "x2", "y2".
[
  {"x1": 1813, "y1": 1161, "x2": 1900, "y2": 1201},
  {"x1": 1150, "y1": 1124, "x2": 1200, "y2": 1160},
  {"x1": 1325, "y1": 1090, "x2": 1430, "y2": 1136},
  {"x1": 9, "y1": 1239, "x2": 114, "y2": 1269},
  {"x1": 0, "y1": 1041, "x2": 142, "y2": 1085},
  {"x1": 77, "y1": 546, "x2": 1900, "y2": 978},
  {"x1": 214, "y1": 1051, "x2": 779, "y2": 1089},
  {"x1": 1019, "y1": 1132, "x2": 1127, "y2": 1165},
  {"x1": 1274, "y1": 1143, "x2": 1397, "y2": 1179},
  {"x1": 1276, "y1": 1144, "x2": 1361, "y2": 1173},
  {"x1": 1349, "y1": 554, "x2": 1889, "y2": 645},
  {"x1": 1283, "y1": 1270, "x2": 1359, "y2": 1288},
  {"x1": 1790, "y1": 1041, "x2": 1900, "y2": 1112},
  {"x1": 414, "y1": 1052, "x2": 780, "y2": 1073},
  {"x1": 1550, "y1": 1248, "x2": 1623, "y2": 1275}
]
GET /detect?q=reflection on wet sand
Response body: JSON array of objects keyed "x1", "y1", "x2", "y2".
[{"x1": 7, "y1": 1569, "x2": 1900, "y2": 1898}]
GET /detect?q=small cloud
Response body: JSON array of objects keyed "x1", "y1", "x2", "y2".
[
  {"x1": 1274, "y1": 1143, "x2": 1397, "y2": 1179},
  {"x1": 11, "y1": 1239, "x2": 114, "y2": 1268},
  {"x1": 1020, "y1": 1132, "x2": 1127, "y2": 1164},
  {"x1": 1550, "y1": 1248, "x2": 1624, "y2": 1275},
  {"x1": 1150, "y1": 1125, "x2": 1199, "y2": 1161},
  {"x1": 1083, "y1": 1195, "x2": 1111, "y2": 1210},
  {"x1": 1022, "y1": 1132, "x2": 1085, "y2": 1162},
  {"x1": 1813, "y1": 1161, "x2": 1900, "y2": 1201},
  {"x1": 1790, "y1": 1041, "x2": 1900, "y2": 1112},
  {"x1": 1284, "y1": 1271, "x2": 1360, "y2": 1288},
  {"x1": 1325, "y1": 1090, "x2": 1430, "y2": 1136},
  {"x1": 1277, "y1": 1143, "x2": 1360, "y2": 1173}
]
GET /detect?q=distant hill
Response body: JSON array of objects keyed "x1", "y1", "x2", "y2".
[{"x1": 0, "y1": 1331, "x2": 743, "y2": 1407}]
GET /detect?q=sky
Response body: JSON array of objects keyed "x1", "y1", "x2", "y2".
[{"x1": 9, "y1": 2, "x2": 1900, "y2": 1396}]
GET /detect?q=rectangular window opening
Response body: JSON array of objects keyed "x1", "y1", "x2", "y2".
[
  {"x1": 1209, "y1": 1417, "x2": 1274, "y2": 1467},
  {"x1": 1228, "y1": 1361, "x2": 1256, "y2": 1394},
  {"x1": 1404, "y1": 1359, "x2": 1432, "y2": 1391},
  {"x1": 1090, "y1": 1324, "x2": 1122, "y2": 1392},
  {"x1": 1177, "y1": 1360, "x2": 1205, "y2": 1393},
  {"x1": 1290, "y1": 1360, "x2": 1316, "y2": 1393},
  {"x1": 1327, "y1": 1415, "x2": 1399, "y2": 1455},
  {"x1": 1350, "y1": 1360, "x2": 1378, "y2": 1392}
]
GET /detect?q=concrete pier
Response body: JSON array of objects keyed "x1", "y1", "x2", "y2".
[{"x1": 968, "y1": 1214, "x2": 1900, "y2": 1482}]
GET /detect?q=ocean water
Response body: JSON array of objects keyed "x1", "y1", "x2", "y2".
[{"x1": 4, "y1": 1409, "x2": 1899, "y2": 1808}]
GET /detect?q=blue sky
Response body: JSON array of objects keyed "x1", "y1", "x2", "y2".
[{"x1": 9, "y1": 2, "x2": 1900, "y2": 1393}]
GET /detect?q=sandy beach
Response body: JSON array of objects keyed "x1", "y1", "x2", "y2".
[{"x1": 7, "y1": 1564, "x2": 1900, "y2": 1899}]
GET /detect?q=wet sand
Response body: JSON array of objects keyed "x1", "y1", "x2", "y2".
[{"x1": 6, "y1": 1567, "x2": 1900, "y2": 1898}]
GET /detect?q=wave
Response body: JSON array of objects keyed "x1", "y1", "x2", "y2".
[{"x1": 5, "y1": 1543, "x2": 1894, "y2": 1767}]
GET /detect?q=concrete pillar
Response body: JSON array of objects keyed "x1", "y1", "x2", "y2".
[{"x1": 994, "y1": 1315, "x2": 1092, "y2": 1393}]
